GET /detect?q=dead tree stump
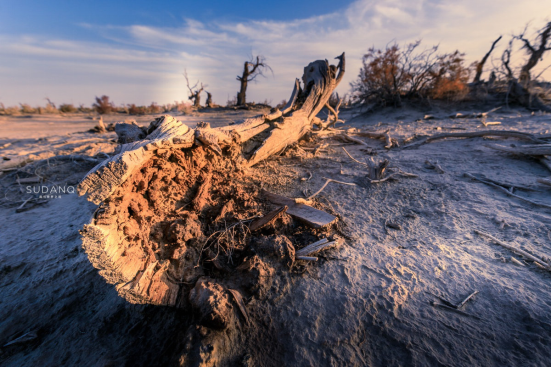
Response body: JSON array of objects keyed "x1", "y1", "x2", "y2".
[{"x1": 77, "y1": 54, "x2": 345, "y2": 307}]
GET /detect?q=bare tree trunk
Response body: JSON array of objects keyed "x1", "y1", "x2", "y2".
[
  {"x1": 206, "y1": 92, "x2": 214, "y2": 108},
  {"x1": 237, "y1": 76, "x2": 248, "y2": 105},
  {"x1": 77, "y1": 53, "x2": 345, "y2": 307},
  {"x1": 474, "y1": 35, "x2": 502, "y2": 83},
  {"x1": 236, "y1": 56, "x2": 271, "y2": 106},
  {"x1": 517, "y1": 22, "x2": 551, "y2": 84}
]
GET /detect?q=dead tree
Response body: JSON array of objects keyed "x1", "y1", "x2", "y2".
[
  {"x1": 515, "y1": 22, "x2": 551, "y2": 83},
  {"x1": 205, "y1": 91, "x2": 214, "y2": 108},
  {"x1": 236, "y1": 55, "x2": 272, "y2": 105},
  {"x1": 77, "y1": 53, "x2": 345, "y2": 307},
  {"x1": 184, "y1": 69, "x2": 204, "y2": 108},
  {"x1": 473, "y1": 35, "x2": 502, "y2": 83}
]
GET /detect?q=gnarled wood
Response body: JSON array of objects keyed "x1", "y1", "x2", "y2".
[
  {"x1": 78, "y1": 115, "x2": 194, "y2": 204},
  {"x1": 77, "y1": 54, "x2": 345, "y2": 307}
]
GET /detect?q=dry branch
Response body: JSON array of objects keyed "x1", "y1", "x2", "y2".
[
  {"x1": 425, "y1": 160, "x2": 445, "y2": 173},
  {"x1": 403, "y1": 130, "x2": 545, "y2": 149},
  {"x1": 475, "y1": 230, "x2": 551, "y2": 270},
  {"x1": 77, "y1": 54, "x2": 346, "y2": 306},
  {"x1": 305, "y1": 178, "x2": 357, "y2": 201},
  {"x1": 296, "y1": 238, "x2": 340, "y2": 257},
  {"x1": 465, "y1": 173, "x2": 551, "y2": 210},
  {"x1": 261, "y1": 190, "x2": 336, "y2": 229},
  {"x1": 485, "y1": 143, "x2": 551, "y2": 156}
]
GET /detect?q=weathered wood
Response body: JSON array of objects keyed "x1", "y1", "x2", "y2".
[
  {"x1": 475, "y1": 230, "x2": 551, "y2": 270},
  {"x1": 465, "y1": 172, "x2": 551, "y2": 210},
  {"x1": 485, "y1": 143, "x2": 551, "y2": 156},
  {"x1": 540, "y1": 156, "x2": 551, "y2": 173},
  {"x1": 261, "y1": 190, "x2": 337, "y2": 228},
  {"x1": 296, "y1": 238, "x2": 340, "y2": 257},
  {"x1": 403, "y1": 130, "x2": 545, "y2": 149},
  {"x1": 78, "y1": 115, "x2": 194, "y2": 204},
  {"x1": 77, "y1": 55, "x2": 345, "y2": 307},
  {"x1": 115, "y1": 121, "x2": 146, "y2": 144},
  {"x1": 249, "y1": 206, "x2": 287, "y2": 231},
  {"x1": 228, "y1": 289, "x2": 249, "y2": 325},
  {"x1": 296, "y1": 256, "x2": 318, "y2": 261}
]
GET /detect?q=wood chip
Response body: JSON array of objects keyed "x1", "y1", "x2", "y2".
[
  {"x1": 228, "y1": 289, "x2": 249, "y2": 325},
  {"x1": 248, "y1": 206, "x2": 287, "y2": 231},
  {"x1": 262, "y1": 190, "x2": 337, "y2": 228}
]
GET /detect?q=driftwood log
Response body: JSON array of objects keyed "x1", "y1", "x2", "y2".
[{"x1": 77, "y1": 54, "x2": 345, "y2": 307}]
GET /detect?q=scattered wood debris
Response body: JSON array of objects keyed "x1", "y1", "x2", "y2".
[
  {"x1": 262, "y1": 190, "x2": 337, "y2": 228},
  {"x1": 3, "y1": 331, "x2": 37, "y2": 347},
  {"x1": 228, "y1": 289, "x2": 249, "y2": 325},
  {"x1": 296, "y1": 238, "x2": 340, "y2": 258},
  {"x1": 403, "y1": 130, "x2": 545, "y2": 149},
  {"x1": 475, "y1": 230, "x2": 551, "y2": 271},
  {"x1": 296, "y1": 256, "x2": 318, "y2": 261},
  {"x1": 465, "y1": 173, "x2": 551, "y2": 210},
  {"x1": 249, "y1": 206, "x2": 288, "y2": 232},
  {"x1": 425, "y1": 160, "x2": 445, "y2": 173}
]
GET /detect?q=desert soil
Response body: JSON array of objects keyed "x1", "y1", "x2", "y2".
[{"x1": 1, "y1": 106, "x2": 551, "y2": 366}]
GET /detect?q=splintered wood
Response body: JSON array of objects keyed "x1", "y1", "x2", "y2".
[
  {"x1": 249, "y1": 206, "x2": 288, "y2": 231},
  {"x1": 475, "y1": 230, "x2": 551, "y2": 271},
  {"x1": 77, "y1": 54, "x2": 346, "y2": 307},
  {"x1": 296, "y1": 238, "x2": 340, "y2": 258},
  {"x1": 261, "y1": 190, "x2": 336, "y2": 228}
]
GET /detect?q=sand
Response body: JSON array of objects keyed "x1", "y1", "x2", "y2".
[{"x1": 1, "y1": 106, "x2": 551, "y2": 366}]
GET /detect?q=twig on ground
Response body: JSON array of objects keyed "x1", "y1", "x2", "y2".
[
  {"x1": 474, "y1": 230, "x2": 551, "y2": 270},
  {"x1": 342, "y1": 147, "x2": 368, "y2": 167},
  {"x1": 425, "y1": 160, "x2": 445, "y2": 173},
  {"x1": 403, "y1": 130, "x2": 545, "y2": 149},
  {"x1": 430, "y1": 302, "x2": 481, "y2": 319},
  {"x1": 297, "y1": 178, "x2": 356, "y2": 203},
  {"x1": 301, "y1": 171, "x2": 312, "y2": 182},
  {"x1": 465, "y1": 173, "x2": 551, "y2": 210},
  {"x1": 296, "y1": 255, "x2": 318, "y2": 261},
  {"x1": 296, "y1": 238, "x2": 340, "y2": 257},
  {"x1": 456, "y1": 290, "x2": 479, "y2": 309}
]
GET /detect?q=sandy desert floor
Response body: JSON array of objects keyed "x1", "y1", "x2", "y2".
[{"x1": 1, "y1": 106, "x2": 551, "y2": 366}]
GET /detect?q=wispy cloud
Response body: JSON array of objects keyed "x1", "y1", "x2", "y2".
[{"x1": 0, "y1": 0, "x2": 549, "y2": 106}]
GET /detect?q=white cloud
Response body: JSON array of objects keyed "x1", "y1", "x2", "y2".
[{"x1": 0, "y1": 0, "x2": 550, "y2": 106}]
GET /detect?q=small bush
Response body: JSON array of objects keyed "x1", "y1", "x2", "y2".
[
  {"x1": 226, "y1": 95, "x2": 237, "y2": 107},
  {"x1": 148, "y1": 102, "x2": 163, "y2": 114},
  {"x1": 78, "y1": 104, "x2": 94, "y2": 113},
  {"x1": 93, "y1": 95, "x2": 115, "y2": 114},
  {"x1": 3, "y1": 105, "x2": 20, "y2": 115},
  {"x1": 351, "y1": 41, "x2": 472, "y2": 107},
  {"x1": 58, "y1": 104, "x2": 77, "y2": 113},
  {"x1": 275, "y1": 99, "x2": 287, "y2": 110},
  {"x1": 19, "y1": 103, "x2": 37, "y2": 114},
  {"x1": 127, "y1": 104, "x2": 146, "y2": 115}
]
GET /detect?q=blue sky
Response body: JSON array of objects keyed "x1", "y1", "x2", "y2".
[{"x1": 0, "y1": 0, "x2": 549, "y2": 107}]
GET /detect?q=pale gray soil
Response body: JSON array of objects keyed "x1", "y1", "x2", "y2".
[{"x1": 1, "y1": 107, "x2": 550, "y2": 366}]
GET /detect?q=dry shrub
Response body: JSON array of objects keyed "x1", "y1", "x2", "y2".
[
  {"x1": 352, "y1": 41, "x2": 472, "y2": 107},
  {"x1": 148, "y1": 102, "x2": 163, "y2": 114},
  {"x1": 19, "y1": 103, "x2": 36, "y2": 114},
  {"x1": 38, "y1": 104, "x2": 59, "y2": 114},
  {"x1": 275, "y1": 99, "x2": 287, "y2": 110},
  {"x1": 0, "y1": 103, "x2": 19, "y2": 115},
  {"x1": 59, "y1": 104, "x2": 77, "y2": 113},
  {"x1": 226, "y1": 95, "x2": 237, "y2": 107},
  {"x1": 428, "y1": 51, "x2": 472, "y2": 101},
  {"x1": 93, "y1": 95, "x2": 115, "y2": 114},
  {"x1": 127, "y1": 104, "x2": 146, "y2": 115}
]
